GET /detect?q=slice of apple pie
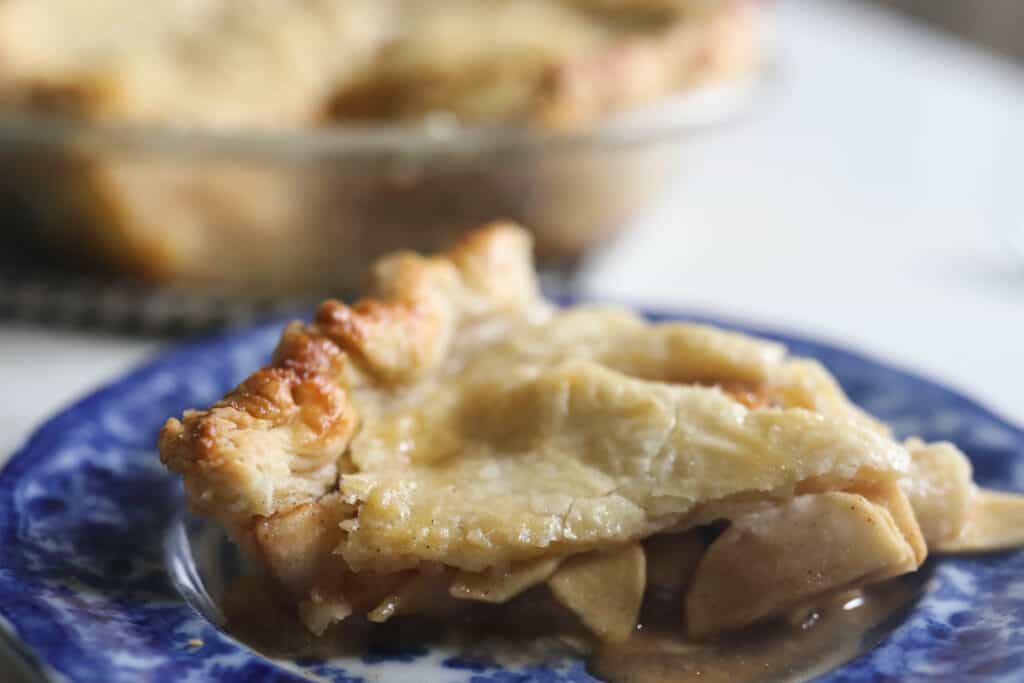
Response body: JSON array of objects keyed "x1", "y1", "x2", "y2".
[{"x1": 159, "y1": 223, "x2": 1024, "y2": 643}]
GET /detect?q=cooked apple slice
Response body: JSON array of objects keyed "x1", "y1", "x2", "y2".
[
  {"x1": 856, "y1": 479, "x2": 927, "y2": 566},
  {"x1": 368, "y1": 570, "x2": 454, "y2": 623},
  {"x1": 548, "y1": 543, "x2": 646, "y2": 643},
  {"x1": 898, "y1": 439, "x2": 1024, "y2": 553},
  {"x1": 450, "y1": 557, "x2": 561, "y2": 603},
  {"x1": 298, "y1": 576, "x2": 353, "y2": 636},
  {"x1": 254, "y1": 492, "x2": 351, "y2": 598},
  {"x1": 900, "y1": 439, "x2": 975, "y2": 548},
  {"x1": 686, "y1": 492, "x2": 920, "y2": 639},
  {"x1": 936, "y1": 489, "x2": 1024, "y2": 553}
]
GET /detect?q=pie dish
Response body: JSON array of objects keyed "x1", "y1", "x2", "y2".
[
  {"x1": 2, "y1": 271, "x2": 1024, "y2": 681},
  {"x1": 0, "y1": 0, "x2": 760, "y2": 294},
  {"x1": 157, "y1": 223, "x2": 1024, "y2": 662}
]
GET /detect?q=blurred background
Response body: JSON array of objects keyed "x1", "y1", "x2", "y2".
[
  {"x1": 0, "y1": 3, "x2": 1023, "y2": 677},
  {"x1": 1, "y1": 0, "x2": 1023, "y2": 456}
]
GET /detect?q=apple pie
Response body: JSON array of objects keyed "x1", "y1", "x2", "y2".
[{"x1": 159, "y1": 223, "x2": 1024, "y2": 645}]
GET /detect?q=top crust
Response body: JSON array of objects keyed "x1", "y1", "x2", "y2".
[{"x1": 160, "y1": 222, "x2": 909, "y2": 576}]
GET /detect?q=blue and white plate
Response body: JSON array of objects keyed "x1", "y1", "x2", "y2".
[{"x1": 2, "y1": 308, "x2": 1023, "y2": 683}]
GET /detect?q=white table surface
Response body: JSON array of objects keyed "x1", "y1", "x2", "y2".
[{"x1": 2, "y1": 0, "x2": 1023, "y2": 678}]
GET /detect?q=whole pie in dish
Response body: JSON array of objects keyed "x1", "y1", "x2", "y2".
[
  {"x1": 0, "y1": 0, "x2": 756, "y2": 128},
  {"x1": 0, "y1": 0, "x2": 760, "y2": 294},
  {"x1": 159, "y1": 223, "x2": 1024, "y2": 649}
]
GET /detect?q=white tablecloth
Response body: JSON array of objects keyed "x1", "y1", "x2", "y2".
[{"x1": 2, "y1": 1, "x2": 1023, "y2": 679}]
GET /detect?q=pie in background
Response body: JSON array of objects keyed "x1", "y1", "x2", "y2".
[{"x1": 0, "y1": 0, "x2": 759, "y2": 293}]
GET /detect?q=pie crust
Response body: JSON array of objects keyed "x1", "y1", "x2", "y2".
[
  {"x1": 160, "y1": 223, "x2": 1019, "y2": 641},
  {"x1": 0, "y1": 0, "x2": 758, "y2": 128}
]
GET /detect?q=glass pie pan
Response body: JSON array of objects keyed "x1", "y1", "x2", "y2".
[{"x1": 0, "y1": 78, "x2": 762, "y2": 299}]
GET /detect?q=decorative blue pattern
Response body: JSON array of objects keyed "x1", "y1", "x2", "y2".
[{"x1": 1, "y1": 307, "x2": 1023, "y2": 682}]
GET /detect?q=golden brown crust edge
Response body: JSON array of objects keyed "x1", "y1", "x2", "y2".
[{"x1": 158, "y1": 222, "x2": 542, "y2": 526}]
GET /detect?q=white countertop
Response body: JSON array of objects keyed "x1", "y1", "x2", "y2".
[{"x1": 1, "y1": 0, "x2": 1023, "y2": 678}]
